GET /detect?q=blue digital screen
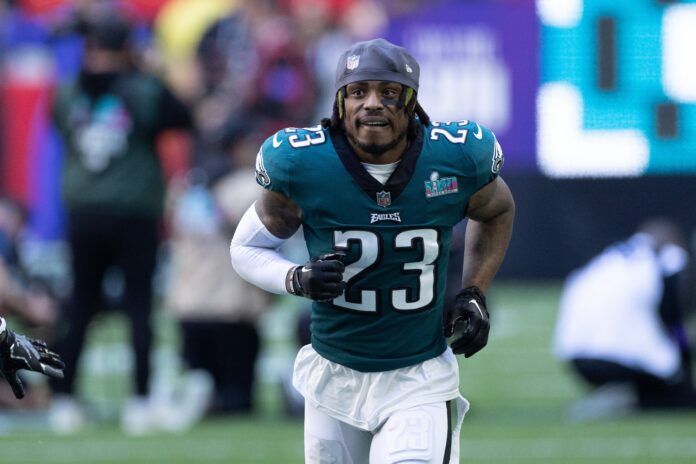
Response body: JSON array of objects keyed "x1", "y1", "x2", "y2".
[{"x1": 539, "y1": 0, "x2": 696, "y2": 177}]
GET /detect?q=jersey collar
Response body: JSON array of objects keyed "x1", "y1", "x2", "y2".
[{"x1": 330, "y1": 125, "x2": 424, "y2": 205}]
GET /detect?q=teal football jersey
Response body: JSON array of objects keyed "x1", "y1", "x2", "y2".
[{"x1": 256, "y1": 121, "x2": 503, "y2": 371}]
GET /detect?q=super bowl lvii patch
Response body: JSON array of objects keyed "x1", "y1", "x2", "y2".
[{"x1": 424, "y1": 176, "x2": 458, "y2": 198}]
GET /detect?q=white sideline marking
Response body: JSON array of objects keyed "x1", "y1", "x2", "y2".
[{"x1": 3, "y1": 435, "x2": 696, "y2": 462}]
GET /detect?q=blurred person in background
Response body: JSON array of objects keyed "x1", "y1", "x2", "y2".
[
  {"x1": 156, "y1": 0, "x2": 315, "y2": 175},
  {"x1": 184, "y1": 0, "x2": 258, "y2": 156},
  {"x1": 154, "y1": 0, "x2": 313, "y2": 426},
  {"x1": 50, "y1": 14, "x2": 192, "y2": 435},
  {"x1": 189, "y1": 0, "x2": 317, "y2": 153},
  {"x1": 0, "y1": 197, "x2": 60, "y2": 409},
  {"x1": 165, "y1": 131, "x2": 271, "y2": 417},
  {"x1": 231, "y1": 38, "x2": 514, "y2": 463},
  {"x1": 279, "y1": 303, "x2": 311, "y2": 419},
  {"x1": 554, "y1": 218, "x2": 696, "y2": 421},
  {"x1": 287, "y1": 0, "x2": 389, "y2": 121}
]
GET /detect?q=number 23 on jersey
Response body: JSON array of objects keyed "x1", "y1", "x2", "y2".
[{"x1": 332, "y1": 228, "x2": 439, "y2": 313}]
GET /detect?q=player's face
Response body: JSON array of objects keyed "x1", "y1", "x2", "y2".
[{"x1": 343, "y1": 81, "x2": 410, "y2": 159}]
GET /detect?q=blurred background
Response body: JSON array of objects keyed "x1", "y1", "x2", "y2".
[{"x1": 1, "y1": 0, "x2": 695, "y2": 463}]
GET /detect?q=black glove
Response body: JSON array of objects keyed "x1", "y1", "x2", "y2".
[
  {"x1": 290, "y1": 253, "x2": 346, "y2": 302},
  {"x1": 0, "y1": 324, "x2": 65, "y2": 399},
  {"x1": 445, "y1": 286, "x2": 490, "y2": 358}
]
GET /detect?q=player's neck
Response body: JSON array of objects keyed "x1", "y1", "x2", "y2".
[{"x1": 348, "y1": 137, "x2": 408, "y2": 164}]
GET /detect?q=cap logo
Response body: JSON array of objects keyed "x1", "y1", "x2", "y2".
[
  {"x1": 405, "y1": 63, "x2": 413, "y2": 73},
  {"x1": 346, "y1": 54, "x2": 360, "y2": 70}
]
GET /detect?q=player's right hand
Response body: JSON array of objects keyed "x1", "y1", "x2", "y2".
[
  {"x1": 0, "y1": 326, "x2": 65, "y2": 399},
  {"x1": 291, "y1": 253, "x2": 346, "y2": 302}
]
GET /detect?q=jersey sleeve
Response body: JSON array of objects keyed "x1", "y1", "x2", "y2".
[
  {"x1": 464, "y1": 122, "x2": 504, "y2": 191},
  {"x1": 254, "y1": 130, "x2": 294, "y2": 197}
]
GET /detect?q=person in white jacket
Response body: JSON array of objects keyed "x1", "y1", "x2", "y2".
[{"x1": 554, "y1": 218, "x2": 696, "y2": 419}]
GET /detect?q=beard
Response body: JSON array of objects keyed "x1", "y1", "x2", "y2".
[{"x1": 345, "y1": 124, "x2": 408, "y2": 157}]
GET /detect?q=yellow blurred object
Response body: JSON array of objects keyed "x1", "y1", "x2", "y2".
[{"x1": 155, "y1": 0, "x2": 238, "y2": 61}]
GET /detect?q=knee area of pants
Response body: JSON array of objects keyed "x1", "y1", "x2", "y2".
[
  {"x1": 383, "y1": 411, "x2": 436, "y2": 463},
  {"x1": 307, "y1": 437, "x2": 347, "y2": 463}
]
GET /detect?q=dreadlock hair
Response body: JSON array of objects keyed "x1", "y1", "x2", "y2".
[{"x1": 321, "y1": 87, "x2": 431, "y2": 140}]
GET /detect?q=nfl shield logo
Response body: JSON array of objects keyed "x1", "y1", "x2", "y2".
[
  {"x1": 376, "y1": 190, "x2": 391, "y2": 208},
  {"x1": 346, "y1": 54, "x2": 360, "y2": 70}
]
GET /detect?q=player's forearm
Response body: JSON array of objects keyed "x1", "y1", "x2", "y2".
[
  {"x1": 230, "y1": 204, "x2": 298, "y2": 295},
  {"x1": 461, "y1": 207, "x2": 514, "y2": 293},
  {"x1": 230, "y1": 243, "x2": 296, "y2": 295}
]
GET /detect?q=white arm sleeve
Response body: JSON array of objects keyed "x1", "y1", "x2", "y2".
[{"x1": 230, "y1": 203, "x2": 298, "y2": 295}]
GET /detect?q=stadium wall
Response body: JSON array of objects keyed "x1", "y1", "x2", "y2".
[{"x1": 499, "y1": 175, "x2": 696, "y2": 279}]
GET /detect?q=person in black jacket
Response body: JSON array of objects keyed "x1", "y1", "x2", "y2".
[{"x1": 51, "y1": 15, "x2": 192, "y2": 434}]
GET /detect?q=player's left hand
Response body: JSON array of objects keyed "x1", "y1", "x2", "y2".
[
  {"x1": 0, "y1": 324, "x2": 65, "y2": 399},
  {"x1": 445, "y1": 286, "x2": 490, "y2": 358}
]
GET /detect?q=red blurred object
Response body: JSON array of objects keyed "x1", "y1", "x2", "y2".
[
  {"x1": 281, "y1": 0, "x2": 357, "y2": 21},
  {"x1": 157, "y1": 129, "x2": 192, "y2": 182},
  {"x1": 119, "y1": 0, "x2": 171, "y2": 22},
  {"x1": 17, "y1": 0, "x2": 170, "y2": 21},
  {"x1": 17, "y1": 0, "x2": 68, "y2": 16},
  {"x1": 0, "y1": 78, "x2": 53, "y2": 206}
]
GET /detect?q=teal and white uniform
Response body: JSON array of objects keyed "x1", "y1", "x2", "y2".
[{"x1": 256, "y1": 120, "x2": 503, "y2": 372}]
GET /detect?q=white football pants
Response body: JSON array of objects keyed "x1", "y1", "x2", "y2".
[{"x1": 305, "y1": 399, "x2": 459, "y2": 463}]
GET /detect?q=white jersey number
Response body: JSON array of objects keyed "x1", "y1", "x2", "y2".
[
  {"x1": 286, "y1": 125, "x2": 326, "y2": 148},
  {"x1": 429, "y1": 121, "x2": 470, "y2": 144},
  {"x1": 332, "y1": 229, "x2": 439, "y2": 313}
]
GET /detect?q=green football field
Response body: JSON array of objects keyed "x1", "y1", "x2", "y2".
[{"x1": 1, "y1": 281, "x2": 695, "y2": 463}]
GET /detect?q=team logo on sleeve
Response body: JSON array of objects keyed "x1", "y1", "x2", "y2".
[
  {"x1": 376, "y1": 190, "x2": 391, "y2": 207},
  {"x1": 255, "y1": 148, "x2": 271, "y2": 187},
  {"x1": 492, "y1": 139, "x2": 504, "y2": 174},
  {"x1": 424, "y1": 171, "x2": 458, "y2": 198}
]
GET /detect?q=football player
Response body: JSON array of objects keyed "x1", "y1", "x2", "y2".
[
  {"x1": 230, "y1": 38, "x2": 514, "y2": 463},
  {"x1": 0, "y1": 316, "x2": 65, "y2": 399}
]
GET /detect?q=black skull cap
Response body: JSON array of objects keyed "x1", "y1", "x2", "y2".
[{"x1": 335, "y1": 38, "x2": 420, "y2": 92}]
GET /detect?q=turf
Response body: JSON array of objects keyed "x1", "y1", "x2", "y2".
[{"x1": 1, "y1": 281, "x2": 695, "y2": 463}]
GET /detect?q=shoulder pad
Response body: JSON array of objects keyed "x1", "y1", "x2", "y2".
[
  {"x1": 256, "y1": 125, "x2": 329, "y2": 194},
  {"x1": 265, "y1": 125, "x2": 328, "y2": 152},
  {"x1": 428, "y1": 120, "x2": 504, "y2": 186}
]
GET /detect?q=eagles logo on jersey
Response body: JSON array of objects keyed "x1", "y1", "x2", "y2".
[
  {"x1": 492, "y1": 139, "x2": 504, "y2": 174},
  {"x1": 255, "y1": 148, "x2": 271, "y2": 187},
  {"x1": 257, "y1": 121, "x2": 502, "y2": 372}
]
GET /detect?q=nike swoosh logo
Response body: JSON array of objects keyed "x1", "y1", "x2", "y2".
[
  {"x1": 469, "y1": 299, "x2": 484, "y2": 318},
  {"x1": 272, "y1": 132, "x2": 283, "y2": 148},
  {"x1": 472, "y1": 124, "x2": 483, "y2": 140}
]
